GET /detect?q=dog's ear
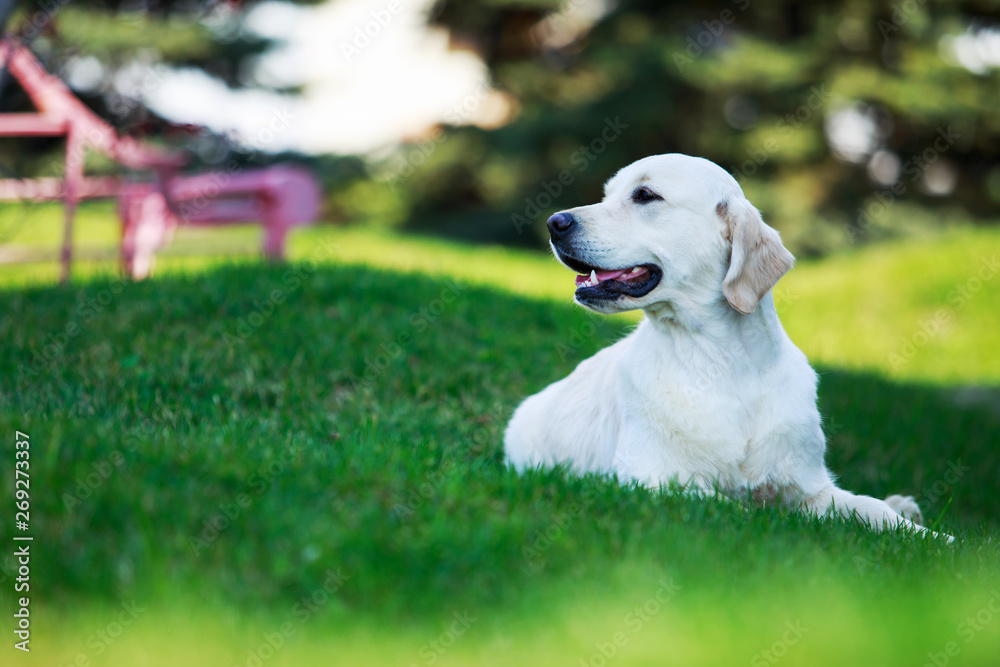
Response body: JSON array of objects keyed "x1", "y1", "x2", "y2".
[{"x1": 718, "y1": 199, "x2": 794, "y2": 314}]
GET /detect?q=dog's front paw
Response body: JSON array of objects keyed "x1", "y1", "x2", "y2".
[{"x1": 884, "y1": 494, "x2": 924, "y2": 524}]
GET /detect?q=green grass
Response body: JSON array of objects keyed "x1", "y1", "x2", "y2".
[
  {"x1": 1, "y1": 207, "x2": 999, "y2": 665},
  {"x1": 3, "y1": 201, "x2": 998, "y2": 383}
]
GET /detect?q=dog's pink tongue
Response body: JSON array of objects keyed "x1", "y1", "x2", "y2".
[
  {"x1": 596, "y1": 268, "x2": 628, "y2": 282},
  {"x1": 575, "y1": 268, "x2": 630, "y2": 286}
]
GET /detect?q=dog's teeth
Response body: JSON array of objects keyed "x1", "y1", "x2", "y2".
[{"x1": 589, "y1": 270, "x2": 597, "y2": 284}]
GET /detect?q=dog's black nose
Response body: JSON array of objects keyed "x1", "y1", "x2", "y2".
[{"x1": 547, "y1": 212, "x2": 575, "y2": 240}]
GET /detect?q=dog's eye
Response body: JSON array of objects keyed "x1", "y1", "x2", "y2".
[{"x1": 631, "y1": 186, "x2": 663, "y2": 204}]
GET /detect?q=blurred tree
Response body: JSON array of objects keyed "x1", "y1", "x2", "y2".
[
  {"x1": 393, "y1": 0, "x2": 1000, "y2": 255},
  {"x1": 0, "y1": 0, "x2": 367, "y2": 209},
  {"x1": 2, "y1": 0, "x2": 326, "y2": 89}
]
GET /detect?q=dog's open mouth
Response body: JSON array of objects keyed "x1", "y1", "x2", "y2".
[{"x1": 556, "y1": 252, "x2": 662, "y2": 299}]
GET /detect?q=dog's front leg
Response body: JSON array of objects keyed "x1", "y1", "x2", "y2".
[
  {"x1": 611, "y1": 423, "x2": 701, "y2": 491},
  {"x1": 803, "y1": 485, "x2": 951, "y2": 541}
]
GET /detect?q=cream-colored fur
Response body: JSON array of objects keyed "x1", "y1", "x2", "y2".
[{"x1": 505, "y1": 153, "x2": 946, "y2": 538}]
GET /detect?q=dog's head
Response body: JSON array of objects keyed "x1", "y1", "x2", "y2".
[{"x1": 547, "y1": 153, "x2": 794, "y2": 316}]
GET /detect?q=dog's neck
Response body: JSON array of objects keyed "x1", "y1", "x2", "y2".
[{"x1": 642, "y1": 292, "x2": 787, "y2": 372}]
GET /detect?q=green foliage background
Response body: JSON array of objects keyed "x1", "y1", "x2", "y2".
[
  {"x1": 398, "y1": 0, "x2": 1000, "y2": 254},
  {"x1": 4, "y1": 1, "x2": 1000, "y2": 257}
]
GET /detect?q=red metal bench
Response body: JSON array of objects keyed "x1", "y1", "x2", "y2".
[{"x1": 0, "y1": 37, "x2": 321, "y2": 280}]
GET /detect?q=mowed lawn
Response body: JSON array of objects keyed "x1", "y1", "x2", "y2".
[{"x1": 1, "y1": 204, "x2": 999, "y2": 666}]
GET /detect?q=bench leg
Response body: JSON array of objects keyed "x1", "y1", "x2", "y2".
[
  {"x1": 263, "y1": 222, "x2": 288, "y2": 261},
  {"x1": 61, "y1": 130, "x2": 84, "y2": 283}
]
